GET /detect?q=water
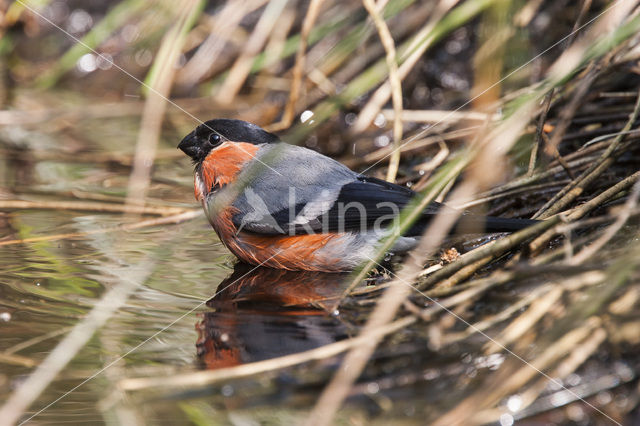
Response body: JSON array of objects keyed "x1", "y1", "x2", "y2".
[
  {"x1": 198, "y1": 266, "x2": 351, "y2": 369},
  {"x1": 0, "y1": 212, "x2": 356, "y2": 423},
  {"x1": 0, "y1": 143, "x2": 355, "y2": 423}
]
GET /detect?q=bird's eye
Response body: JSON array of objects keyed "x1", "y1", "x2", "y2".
[{"x1": 208, "y1": 133, "x2": 221, "y2": 146}]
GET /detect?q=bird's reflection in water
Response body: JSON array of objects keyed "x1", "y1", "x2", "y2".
[{"x1": 196, "y1": 264, "x2": 353, "y2": 370}]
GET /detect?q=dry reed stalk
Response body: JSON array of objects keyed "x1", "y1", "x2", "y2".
[
  {"x1": 535, "y1": 90, "x2": 640, "y2": 219},
  {"x1": 0, "y1": 210, "x2": 201, "y2": 247},
  {"x1": 269, "y1": 0, "x2": 324, "y2": 131},
  {"x1": 361, "y1": 0, "x2": 403, "y2": 182},
  {"x1": 176, "y1": 0, "x2": 268, "y2": 87},
  {"x1": 382, "y1": 109, "x2": 498, "y2": 123},
  {"x1": 568, "y1": 178, "x2": 640, "y2": 264},
  {"x1": 126, "y1": 0, "x2": 202, "y2": 207},
  {"x1": 119, "y1": 315, "x2": 416, "y2": 391},
  {"x1": 432, "y1": 317, "x2": 604, "y2": 426},
  {"x1": 528, "y1": 0, "x2": 593, "y2": 175},
  {"x1": 352, "y1": 0, "x2": 461, "y2": 133},
  {"x1": 345, "y1": 125, "x2": 479, "y2": 168},
  {"x1": 0, "y1": 200, "x2": 188, "y2": 216},
  {"x1": 417, "y1": 216, "x2": 561, "y2": 290},
  {"x1": 214, "y1": 0, "x2": 288, "y2": 104}
]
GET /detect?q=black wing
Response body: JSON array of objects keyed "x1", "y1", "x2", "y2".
[
  {"x1": 231, "y1": 175, "x2": 538, "y2": 235},
  {"x1": 232, "y1": 176, "x2": 441, "y2": 235}
]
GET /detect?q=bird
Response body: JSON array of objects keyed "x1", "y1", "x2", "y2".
[{"x1": 178, "y1": 119, "x2": 537, "y2": 272}]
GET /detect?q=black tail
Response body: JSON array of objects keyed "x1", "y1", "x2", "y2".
[
  {"x1": 447, "y1": 215, "x2": 539, "y2": 233},
  {"x1": 407, "y1": 210, "x2": 538, "y2": 236},
  {"x1": 481, "y1": 216, "x2": 539, "y2": 232}
]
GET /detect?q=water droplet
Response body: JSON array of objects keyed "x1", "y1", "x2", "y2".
[
  {"x1": 507, "y1": 395, "x2": 522, "y2": 412},
  {"x1": 300, "y1": 110, "x2": 314, "y2": 123},
  {"x1": 77, "y1": 53, "x2": 97, "y2": 73},
  {"x1": 97, "y1": 53, "x2": 113, "y2": 70},
  {"x1": 445, "y1": 40, "x2": 463, "y2": 55},
  {"x1": 344, "y1": 112, "x2": 357, "y2": 126},
  {"x1": 566, "y1": 373, "x2": 581, "y2": 386},
  {"x1": 373, "y1": 113, "x2": 386, "y2": 128},
  {"x1": 221, "y1": 385, "x2": 234, "y2": 396},
  {"x1": 499, "y1": 413, "x2": 514, "y2": 426},
  {"x1": 44, "y1": 1, "x2": 69, "y2": 23},
  {"x1": 122, "y1": 24, "x2": 140, "y2": 43},
  {"x1": 596, "y1": 391, "x2": 612, "y2": 405},
  {"x1": 374, "y1": 135, "x2": 390, "y2": 147},
  {"x1": 134, "y1": 49, "x2": 153, "y2": 67},
  {"x1": 366, "y1": 382, "x2": 379, "y2": 394},
  {"x1": 566, "y1": 404, "x2": 585, "y2": 421},
  {"x1": 67, "y1": 9, "x2": 93, "y2": 34}
]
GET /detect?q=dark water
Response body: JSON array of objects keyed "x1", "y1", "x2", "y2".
[
  {"x1": 0, "y1": 216, "x2": 355, "y2": 423},
  {"x1": 198, "y1": 266, "x2": 351, "y2": 369},
  {"x1": 0, "y1": 145, "x2": 356, "y2": 423}
]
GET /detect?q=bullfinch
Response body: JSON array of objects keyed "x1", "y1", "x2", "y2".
[{"x1": 178, "y1": 119, "x2": 536, "y2": 272}]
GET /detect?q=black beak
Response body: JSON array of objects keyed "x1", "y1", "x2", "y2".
[{"x1": 178, "y1": 131, "x2": 202, "y2": 162}]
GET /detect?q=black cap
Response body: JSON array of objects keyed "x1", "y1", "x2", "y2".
[{"x1": 178, "y1": 119, "x2": 280, "y2": 163}]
